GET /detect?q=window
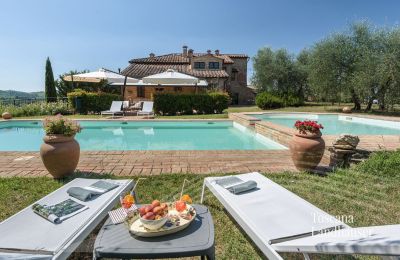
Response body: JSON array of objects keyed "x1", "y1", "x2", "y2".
[
  {"x1": 155, "y1": 87, "x2": 164, "y2": 92},
  {"x1": 194, "y1": 62, "x2": 205, "y2": 69},
  {"x1": 231, "y1": 68, "x2": 238, "y2": 81},
  {"x1": 209, "y1": 62, "x2": 220, "y2": 69},
  {"x1": 174, "y1": 87, "x2": 183, "y2": 92},
  {"x1": 137, "y1": 86, "x2": 145, "y2": 98}
]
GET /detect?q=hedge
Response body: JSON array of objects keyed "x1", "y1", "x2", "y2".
[
  {"x1": 67, "y1": 89, "x2": 121, "y2": 114},
  {"x1": 0, "y1": 101, "x2": 71, "y2": 117},
  {"x1": 153, "y1": 92, "x2": 230, "y2": 115}
]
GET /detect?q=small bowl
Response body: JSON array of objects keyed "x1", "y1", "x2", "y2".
[{"x1": 140, "y1": 216, "x2": 168, "y2": 230}]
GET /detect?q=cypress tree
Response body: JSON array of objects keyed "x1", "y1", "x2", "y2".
[{"x1": 45, "y1": 57, "x2": 57, "y2": 102}]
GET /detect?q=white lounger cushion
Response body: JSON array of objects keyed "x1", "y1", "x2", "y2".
[
  {"x1": 273, "y1": 224, "x2": 400, "y2": 256},
  {"x1": 203, "y1": 172, "x2": 347, "y2": 244},
  {"x1": 137, "y1": 101, "x2": 153, "y2": 115},
  {"x1": 101, "y1": 101, "x2": 123, "y2": 115},
  {"x1": 0, "y1": 178, "x2": 133, "y2": 259}
]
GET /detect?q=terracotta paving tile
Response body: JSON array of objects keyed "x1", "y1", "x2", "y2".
[
  {"x1": 151, "y1": 168, "x2": 162, "y2": 175},
  {"x1": 161, "y1": 168, "x2": 172, "y2": 174},
  {"x1": 140, "y1": 168, "x2": 152, "y2": 175},
  {"x1": 128, "y1": 168, "x2": 142, "y2": 176},
  {"x1": 0, "y1": 149, "x2": 338, "y2": 177}
]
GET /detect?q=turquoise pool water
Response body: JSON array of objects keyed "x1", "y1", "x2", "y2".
[
  {"x1": 0, "y1": 120, "x2": 285, "y2": 151},
  {"x1": 251, "y1": 114, "x2": 400, "y2": 135}
]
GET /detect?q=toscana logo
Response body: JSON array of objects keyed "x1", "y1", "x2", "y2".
[{"x1": 311, "y1": 213, "x2": 372, "y2": 238}]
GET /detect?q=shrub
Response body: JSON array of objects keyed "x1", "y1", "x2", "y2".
[
  {"x1": 355, "y1": 150, "x2": 400, "y2": 178},
  {"x1": 209, "y1": 92, "x2": 230, "y2": 113},
  {"x1": 255, "y1": 92, "x2": 284, "y2": 109},
  {"x1": 43, "y1": 115, "x2": 81, "y2": 136},
  {"x1": 67, "y1": 89, "x2": 121, "y2": 114},
  {"x1": 153, "y1": 92, "x2": 230, "y2": 115},
  {"x1": 0, "y1": 101, "x2": 70, "y2": 117},
  {"x1": 283, "y1": 94, "x2": 304, "y2": 107}
]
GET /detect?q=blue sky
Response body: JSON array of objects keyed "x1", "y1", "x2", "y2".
[{"x1": 0, "y1": 0, "x2": 399, "y2": 92}]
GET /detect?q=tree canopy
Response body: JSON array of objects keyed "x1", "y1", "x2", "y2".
[{"x1": 252, "y1": 21, "x2": 400, "y2": 111}]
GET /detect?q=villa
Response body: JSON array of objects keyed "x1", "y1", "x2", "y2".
[{"x1": 120, "y1": 46, "x2": 255, "y2": 105}]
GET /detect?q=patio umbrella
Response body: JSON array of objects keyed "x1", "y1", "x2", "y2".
[
  {"x1": 142, "y1": 69, "x2": 199, "y2": 85},
  {"x1": 63, "y1": 68, "x2": 138, "y2": 84},
  {"x1": 63, "y1": 69, "x2": 138, "y2": 99}
]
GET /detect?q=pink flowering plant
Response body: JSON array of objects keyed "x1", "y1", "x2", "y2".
[
  {"x1": 43, "y1": 115, "x2": 81, "y2": 137},
  {"x1": 294, "y1": 120, "x2": 324, "y2": 135}
]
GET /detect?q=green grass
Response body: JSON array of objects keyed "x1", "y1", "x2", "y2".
[{"x1": 1, "y1": 151, "x2": 399, "y2": 259}]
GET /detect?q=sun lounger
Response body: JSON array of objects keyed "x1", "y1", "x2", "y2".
[
  {"x1": 101, "y1": 101, "x2": 124, "y2": 118},
  {"x1": 0, "y1": 178, "x2": 133, "y2": 260},
  {"x1": 137, "y1": 101, "x2": 154, "y2": 118},
  {"x1": 201, "y1": 172, "x2": 400, "y2": 259}
]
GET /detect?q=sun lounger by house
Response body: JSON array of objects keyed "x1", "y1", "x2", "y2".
[
  {"x1": 137, "y1": 101, "x2": 154, "y2": 118},
  {"x1": 101, "y1": 101, "x2": 124, "y2": 118},
  {"x1": 201, "y1": 172, "x2": 400, "y2": 259},
  {"x1": 0, "y1": 178, "x2": 133, "y2": 260}
]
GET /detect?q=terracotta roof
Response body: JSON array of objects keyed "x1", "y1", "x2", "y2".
[
  {"x1": 129, "y1": 54, "x2": 189, "y2": 64},
  {"x1": 225, "y1": 54, "x2": 249, "y2": 58},
  {"x1": 122, "y1": 63, "x2": 229, "y2": 78},
  {"x1": 123, "y1": 50, "x2": 246, "y2": 79},
  {"x1": 128, "y1": 52, "x2": 246, "y2": 65},
  {"x1": 122, "y1": 64, "x2": 188, "y2": 78},
  {"x1": 189, "y1": 69, "x2": 229, "y2": 78}
]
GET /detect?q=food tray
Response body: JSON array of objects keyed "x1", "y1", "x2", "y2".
[{"x1": 128, "y1": 204, "x2": 196, "y2": 237}]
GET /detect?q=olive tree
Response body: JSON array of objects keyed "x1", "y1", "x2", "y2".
[
  {"x1": 252, "y1": 47, "x2": 307, "y2": 103},
  {"x1": 308, "y1": 33, "x2": 360, "y2": 108}
]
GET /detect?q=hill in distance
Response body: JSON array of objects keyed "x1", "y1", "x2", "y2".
[{"x1": 0, "y1": 90, "x2": 45, "y2": 99}]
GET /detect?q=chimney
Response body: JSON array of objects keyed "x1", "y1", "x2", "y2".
[
  {"x1": 207, "y1": 49, "x2": 211, "y2": 55},
  {"x1": 215, "y1": 49, "x2": 220, "y2": 55},
  {"x1": 188, "y1": 48, "x2": 194, "y2": 58},
  {"x1": 149, "y1": 53, "x2": 155, "y2": 58},
  {"x1": 182, "y1": 45, "x2": 188, "y2": 56}
]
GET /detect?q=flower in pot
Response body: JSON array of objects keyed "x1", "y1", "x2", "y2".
[
  {"x1": 289, "y1": 120, "x2": 325, "y2": 171},
  {"x1": 40, "y1": 115, "x2": 81, "y2": 178}
]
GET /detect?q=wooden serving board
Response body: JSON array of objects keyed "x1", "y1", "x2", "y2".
[{"x1": 129, "y1": 204, "x2": 196, "y2": 237}]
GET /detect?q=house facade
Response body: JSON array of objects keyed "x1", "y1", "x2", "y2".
[{"x1": 121, "y1": 46, "x2": 255, "y2": 104}]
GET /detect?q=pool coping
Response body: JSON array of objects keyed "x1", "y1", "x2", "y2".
[{"x1": 230, "y1": 112, "x2": 400, "y2": 152}]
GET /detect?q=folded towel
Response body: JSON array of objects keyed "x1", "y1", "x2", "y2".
[
  {"x1": 227, "y1": 180, "x2": 257, "y2": 194},
  {"x1": 67, "y1": 187, "x2": 102, "y2": 202}
]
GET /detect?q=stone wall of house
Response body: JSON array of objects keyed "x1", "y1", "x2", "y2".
[
  {"x1": 191, "y1": 55, "x2": 224, "y2": 70},
  {"x1": 226, "y1": 58, "x2": 255, "y2": 105}
]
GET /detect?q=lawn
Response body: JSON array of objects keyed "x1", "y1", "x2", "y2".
[{"x1": 1, "y1": 151, "x2": 399, "y2": 259}]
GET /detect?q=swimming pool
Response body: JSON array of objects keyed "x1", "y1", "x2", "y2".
[
  {"x1": 250, "y1": 113, "x2": 400, "y2": 135},
  {"x1": 0, "y1": 120, "x2": 286, "y2": 151}
]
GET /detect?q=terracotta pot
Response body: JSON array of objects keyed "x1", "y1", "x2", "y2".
[
  {"x1": 40, "y1": 134, "x2": 80, "y2": 178},
  {"x1": 289, "y1": 131, "x2": 325, "y2": 171}
]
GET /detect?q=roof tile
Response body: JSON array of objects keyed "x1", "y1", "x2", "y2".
[{"x1": 122, "y1": 64, "x2": 229, "y2": 78}]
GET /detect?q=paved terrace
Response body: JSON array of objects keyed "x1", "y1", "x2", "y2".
[{"x1": 0, "y1": 150, "x2": 298, "y2": 177}]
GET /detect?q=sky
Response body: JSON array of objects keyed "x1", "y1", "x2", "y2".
[{"x1": 0, "y1": 0, "x2": 399, "y2": 92}]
